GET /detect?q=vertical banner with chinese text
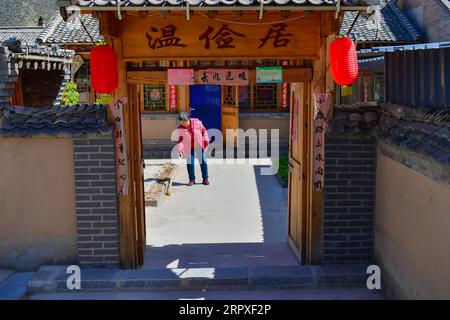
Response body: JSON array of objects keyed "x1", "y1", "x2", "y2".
[
  {"x1": 111, "y1": 98, "x2": 129, "y2": 196},
  {"x1": 169, "y1": 85, "x2": 177, "y2": 109},
  {"x1": 313, "y1": 93, "x2": 332, "y2": 192},
  {"x1": 282, "y1": 82, "x2": 289, "y2": 109}
]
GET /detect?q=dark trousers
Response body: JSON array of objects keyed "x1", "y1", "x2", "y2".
[{"x1": 187, "y1": 148, "x2": 208, "y2": 181}]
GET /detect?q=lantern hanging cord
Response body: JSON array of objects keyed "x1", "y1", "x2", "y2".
[
  {"x1": 346, "y1": 12, "x2": 360, "y2": 37},
  {"x1": 78, "y1": 15, "x2": 97, "y2": 46},
  {"x1": 196, "y1": 12, "x2": 307, "y2": 26}
]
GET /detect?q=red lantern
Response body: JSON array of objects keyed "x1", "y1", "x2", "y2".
[
  {"x1": 90, "y1": 45, "x2": 119, "y2": 94},
  {"x1": 329, "y1": 37, "x2": 359, "y2": 86}
]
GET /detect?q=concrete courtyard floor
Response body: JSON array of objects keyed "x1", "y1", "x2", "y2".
[{"x1": 144, "y1": 159, "x2": 299, "y2": 269}]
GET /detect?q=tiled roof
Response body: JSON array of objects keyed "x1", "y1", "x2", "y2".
[
  {"x1": 72, "y1": 0, "x2": 375, "y2": 8},
  {"x1": 0, "y1": 46, "x2": 19, "y2": 107},
  {"x1": 0, "y1": 0, "x2": 57, "y2": 27},
  {"x1": 327, "y1": 103, "x2": 379, "y2": 134},
  {"x1": 37, "y1": 12, "x2": 104, "y2": 45},
  {"x1": 0, "y1": 27, "x2": 43, "y2": 45},
  {"x1": 340, "y1": 0, "x2": 420, "y2": 43},
  {"x1": 374, "y1": 105, "x2": 450, "y2": 166},
  {"x1": 0, "y1": 105, "x2": 113, "y2": 137},
  {"x1": 7, "y1": 45, "x2": 75, "y2": 61}
]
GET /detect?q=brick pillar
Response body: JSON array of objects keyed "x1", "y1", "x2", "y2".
[
  {"x1": 73, "y1": 134, "x2": 120, "y2": 268},
  {"x1": 323, "y1": 134, "x2": 376, "y2": 264}
]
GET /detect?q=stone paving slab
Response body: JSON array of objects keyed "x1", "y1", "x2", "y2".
[
  {"x1": 0, "y1": 272, "x2": 33, "y2": 300},
  {"x1": 0, "y1": 269, "x2": 13, "y2": 286},
  {"x1": 27, "y1": 264, "x2": 372, "y2": 294},
  {"x1": 29, "y1": 287, "x2": 385, "y2": 300}
]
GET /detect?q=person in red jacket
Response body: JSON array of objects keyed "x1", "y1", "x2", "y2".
[{"x1": 177, "y1": 112, "x2": 209, "y2": 186}]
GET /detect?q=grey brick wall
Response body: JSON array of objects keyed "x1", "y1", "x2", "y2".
[
  {"x1": 323, "y1": 134, "x2": 376, "y2": 264},
  {"x1": 73, "y1": 134, "x2": 120, "y2": 268}
]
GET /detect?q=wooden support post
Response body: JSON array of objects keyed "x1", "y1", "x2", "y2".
[
  {"x1": 307, "y1": 12, "x2": 337, "y2": 265},
  {"x1": 101, "y1": 12, "x2": 142, "y2": 268}
]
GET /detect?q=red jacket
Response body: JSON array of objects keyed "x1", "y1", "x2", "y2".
[{"x1": 177, "y1": 118, "x2": 209, "y2": 155}]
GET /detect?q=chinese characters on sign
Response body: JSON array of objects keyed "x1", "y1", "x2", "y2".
[
  {"x1": 282, "y1": 82, "x2": 288, "y2": 109},
  {"x1": 199, "y1": 24, "x2": 245, "y2": 49},
  {"x1": 258, "y1": 23, "x2": 293, "y2": 49},
  {"x1": 256, "y1": 66, "x2": 283, "y2": 83},
  {"x1": 146, "y1": 25, "x2": 186, "y2": 49},
  {"x1": 291, "y1": 97, "x2": 299, "y2": 142},
  {"x1": 313, "y1": 93, "x2": 332, "y2": 192},
  {"x1": 111, "y1": 98, "x2": 129, "y2": 196},
  {"x1": 167, "y1": 69, "x2": 194, "y2": 85},
  {"x1": 146, "y1": 23, "x2": 293, "y2": 51},
  {"x1": 169, "y1": 85, "x2": 177, "y2": 109},
  {"x1": 199, "y1": 69, "x2": 249, "y2": 85}
]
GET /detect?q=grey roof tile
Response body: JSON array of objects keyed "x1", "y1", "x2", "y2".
[
  {"x1": 73, "y1": 0, "x2": 374, "y2": 8},
  {"x1": 0, "y1": 27, "x2": 43, "y2": 44},
  {"x1": 374, "y1": 110, "x2": 450, "y2": 167},
  {"x1": 0, "y1": 104, "x2": 113, "y2": 137},
  {"x1": 340, "y1": 0, "x2": 420, "y2": 43},
  {"x1": 37, "y1": 12, "x2": 104, "y2": 45}
]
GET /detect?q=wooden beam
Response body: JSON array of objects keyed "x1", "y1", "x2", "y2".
[{"x1": 127, "y1": 68, "x2": 312, "y2": 84}]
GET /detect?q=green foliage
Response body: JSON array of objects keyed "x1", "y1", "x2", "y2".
[
  {"x1": 61, "y1": 81, "x2": 79, "y2": 106},
  {"x1": 277, "y1": 155, "x2": 289, "y2": 183}
]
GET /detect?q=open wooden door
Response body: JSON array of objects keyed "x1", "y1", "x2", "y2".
[
  {"x1": 221, "y1": 85, "x2": 239, "y2": 145},
  {"x1": 287, "y1": 82, "x2": 310, "y2": 264}
]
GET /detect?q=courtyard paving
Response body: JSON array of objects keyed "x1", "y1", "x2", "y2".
[{"x1": 144, "y1": 159, "x2": 296, "y2": 269}]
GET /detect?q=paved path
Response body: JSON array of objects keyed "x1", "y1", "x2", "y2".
[
  {"x1": 145, "y1": 160, "x2": 292, "y2": 269},
  {"x1": 146, "y1": 160, "x2": 288, "y2": 245}
]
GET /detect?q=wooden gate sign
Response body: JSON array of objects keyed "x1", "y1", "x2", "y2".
[
  {"x1": 168, "y1": 69, "x2": 194, "y2": 85},
  {"x1": 111, "y1": 97, "x2": 129, "y2": 196},
  {"x1": 312, "y1": 93, "x2": 332, "y2": 192},
  {"x1": 256, "y1": 66, "x2": 283, "y2": 83},
  {"x1": 198, "y1": 69, "x2": 249, "y2": 85}
]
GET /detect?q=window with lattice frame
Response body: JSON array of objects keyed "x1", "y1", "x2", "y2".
[{"x1": 143, "y1": 84, "x2": 166, "y2": 111}]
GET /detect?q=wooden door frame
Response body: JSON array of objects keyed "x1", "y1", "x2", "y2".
[{"x1": 99, "y1": 10, "x2": 337, "y2": 268}]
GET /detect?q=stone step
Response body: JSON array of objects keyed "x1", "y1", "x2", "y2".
[
  {"x1": 0, "y1": 76, "x2": 18, "y2": 83},
  {"x1": 0, "y1": 272, "x2": 33, "y2": 300},
  {"x1": 0, "y1": 89, "x2": 14, "y2": 97},
  {"x1": 0, "y1": 97, "x2": 11, "y2": 104},
  {"x1": 27, "y1": 264, "x2": 373, "y2": 294},
  {"x1": 0, "y1": 82, "x2": 15, "y2": 90}
]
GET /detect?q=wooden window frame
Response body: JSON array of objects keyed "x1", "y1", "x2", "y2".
[{"x1": 140, "y1": 82, "x2": 178, "y2": 113}]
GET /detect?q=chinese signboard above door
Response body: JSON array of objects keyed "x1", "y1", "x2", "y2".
[
  {"x1": 168, "y1": 69, "x2": 195, "y2": 85},
  {"x1": 198, "y1": 69, "x2": 249, "y2": 85},
  {"x1": 256, "y1": 66, "x2": 283, "y2": 83},
  {"x1": 121, "y1": 13, "x2": 320, "y2": 59}
]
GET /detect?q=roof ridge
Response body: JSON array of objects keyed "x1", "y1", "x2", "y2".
[
  {"x1": 0, "y1": 27, "x2": 44, "y2": 30},
  {"x1": 36, "y1": 10, "x2": 62, "y2": 45},
  {"x1": 385, "y1": 0, "x2": 421, "y2": 41}
]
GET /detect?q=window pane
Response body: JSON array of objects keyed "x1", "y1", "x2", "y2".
[
  {"x1": 253, "y1": 84, "x2": 277, "y2": 110},
  {"x1": 143, "y1": 84, "x2": 166, "y2": 111},
  {"x1": 239, "y1": 85, "x2": 250, "y2": 110}
]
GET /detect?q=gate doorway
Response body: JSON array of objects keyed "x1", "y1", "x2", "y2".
[
  {"x1": 100, "y1": 8, "x2": 338, "y2": 269},
  {"x1": 189, "y1": 85, "x2": 222, "y2": 132}
]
